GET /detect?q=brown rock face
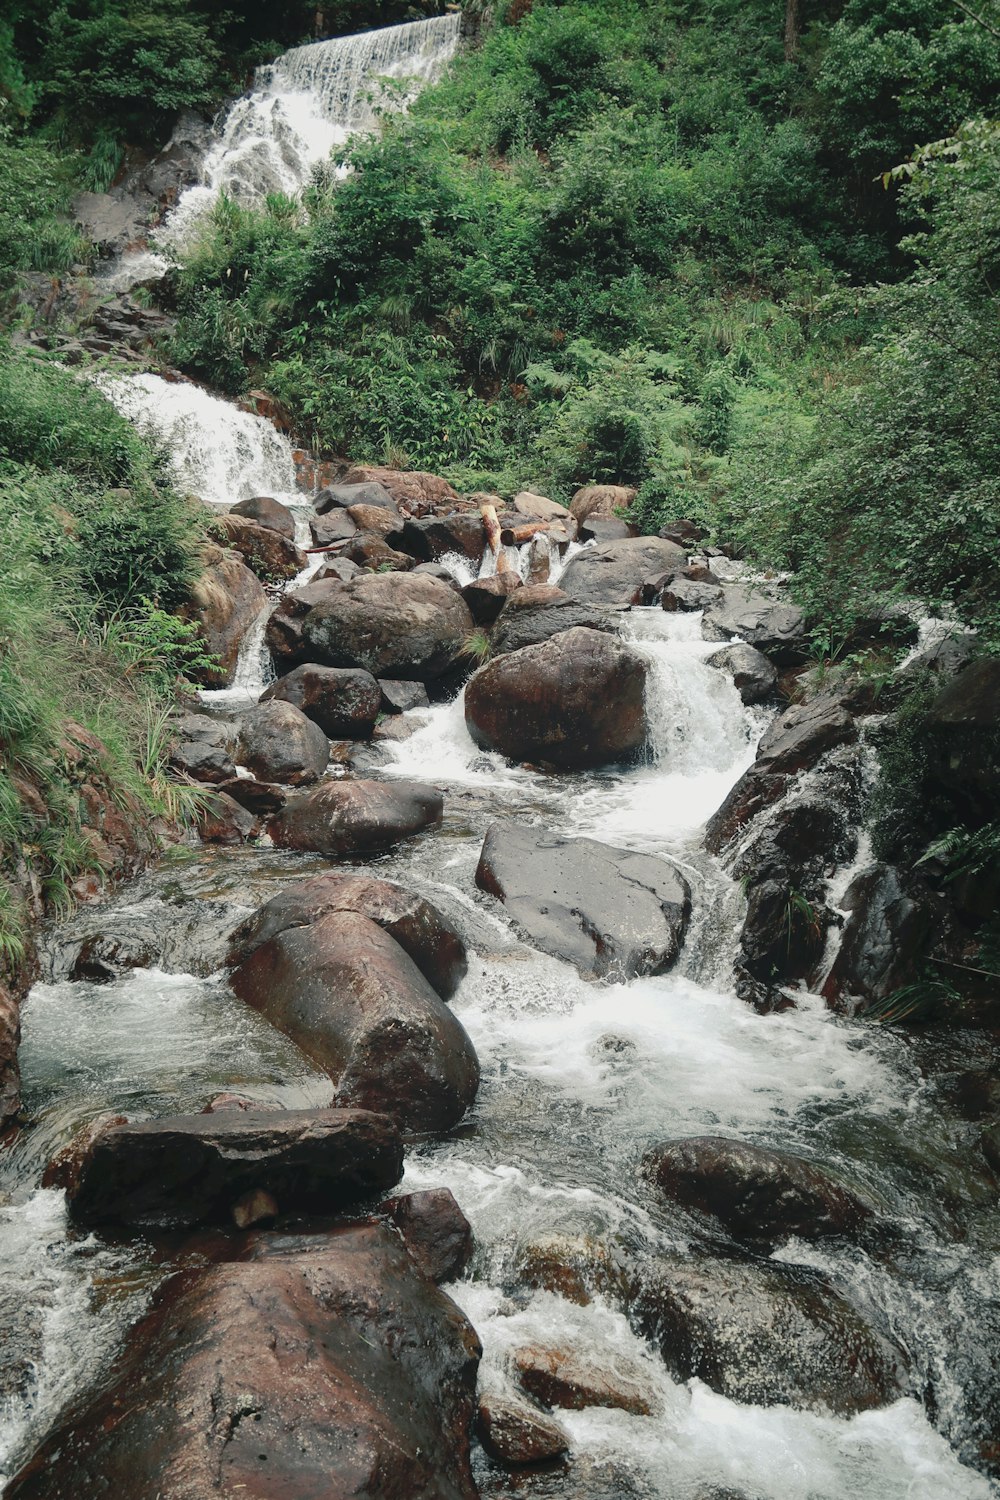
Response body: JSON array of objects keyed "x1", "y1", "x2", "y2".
[
  {"x1": 644, "y1": 1136, "x2": 873, "y2": 1246},
  {"x1": 477, "y1": 1392, "x2": 569, "y2": 1465},
  {"x1": 230, "y1": 494, "x2": 295, "y2": 538},
  {"x1": 236, "y1": 700, "x2": 330, "y2": 786},
  {"x1": 385, "y1": 1188, "x2": 474, "y2": 1283},
  {"x1": 263, "y1": 664, "x2": 382, "y2": 739},
  {"x1": 268, "y1": 779, "x2": 442, "y2": 857},
  {"x1": 230, "y1": 910, "x2": 479, "y2": 1132},
  {"x1": 461, "y1": 573, "x2": 523, "y2": 624},
  {"x1": 271, "y1": 572, "x2": 473, "y2": 680},
  {"x1": 490, "y1": 585, "x2": 615, "y2": 656},
  {"x1": 569, "y1": 484, "x2": 637, "y2": 523},
  {"x1": 66, "y1": 1108, "x2": 402, "y2": 1229},
  {"x1": 345, "y1": 502, "x2": 402, "y2": 535},
  {"x1": 7, "y1": 1224, "x2": 481, "y2": 1500},
  {"x1": 513, "y1": 1344, "x2": 654, "y2": 1416},
  {"x1": 228, "y1": 871, "x2": 468, "y2": 1001},
  {"x1": 465, "y1": 627, "x2": 648, "y2": 770},
  {"x1": 182, "y1": 546, "x2": 267, "y2": 687},
  {"x1": 341, "y1": 463, "x2": 459, "y2": 515},
  {"x1": 389, "y1": 514, "x2": 486, "y2": 563},
  {"x1": 214, "y1": 513, "x2": 303, "y2": 581},
  {"x1": 558, "y1": 537, "x2": 686, "y2": 607}
]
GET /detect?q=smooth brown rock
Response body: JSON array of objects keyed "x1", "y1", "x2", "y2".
[
  {"x1": 342, "y1": 534, "x2": 415, "y2": 571},
  {"x1": 490, "y1": 585, "x2": 615, "y2": 656},
  {"x1": 197, "y1": 790, "x2": 260, "y2": 844},
  {"x1": 66, "y1": 1107, "x2": 403, "y2": 1229},
  {"x1": 263, "y1": 663, "x2": 382, "y2": 739},
  {"x1": 341, "y1": 463, "x2": 459, "y2": 515},
  {"x1": 7, "y1": 1224, "x2": 480, "y2": 1500},
  {"x1": 644, "y1": 1136, "x2": 873, "y2": 1246},
  {"x1": 513, "y1": 491, "x2": 571, "y2": 523},
  {"x1": 236, "y1": 699, "x2": 330, "y2": 786},
  {"x1": 569, "y1": 484, "x2": 637, "y2": 524},
  {"x1": 477, "y1": 1391, "x2": 570, "y2": 1465},
  {"x1": 214, "y1": 514, "x2": 303, "y2": 582},
  {"x1": 465, "y1": 628, "x2": 648, "y2": 770},
  {"x1": 461, "y1": 573, "x2": 523, "y2": 625},
  {"x1": 228, "y1": 871, "x2": 468, "y2": 1001},
  {"x1": 285, "y1": 573, "x2": 473, "y2": 681},
  {"x1": 230, "y1": 494, "x2": 295, "y2": 538},
  {"x1": 182, "y1": 546, "x2": 267, "y2": 687},
  {"x1": 346, "y1": 502, "x2": 401, "y2": 535},
  {"x1": 231, "y1": 911, "x2": 479, "y2": 1132},
  {"x1": 385, "y1": 1188, "x2": 474, "y2": 1283},
  {"x1": 558, "y1": 536, "x2": 686, "y2": 607},
  {"x1": 513, "y1": 1345, "x2": 654, "y2": 1416},
  {"x1": 269, "y1": 779, "x2": 442, "y2": 857}
]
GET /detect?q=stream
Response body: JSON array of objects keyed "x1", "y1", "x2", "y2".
[{"x1": 2, "y1": 16, "x2": 999, "y2": 1499}]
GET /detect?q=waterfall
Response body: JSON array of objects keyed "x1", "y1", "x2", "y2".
[
  {"x1": 160, "y1": 15, "x2": 462, "y2": 249},
  {"x1": 96, "y1": 373, "x2": 301, "y2": 506}
]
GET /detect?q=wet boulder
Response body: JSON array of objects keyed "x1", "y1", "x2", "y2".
[
  {"x1": 342, "y1": 535, "x2": 415, "y2": 571},
  {"x1": 229, "y1": 494, "x2": 295, "y2": 538},
  {"x1": 340, "y1": 463, "x2": 459, "y2": 516},
  {"x1": 66, "y1": 1107, "x2": 402, "y2": 1230},
  {"x1": 213, "y1": 514, "x2": 304, "y2": 582},
  {"x1": 465, "y1": 628, "x2": 649, "y2": 770},
  {"x1": 569, "y1": 484, "x2": 637, "y2": 524},
  {"x1": 461, "y1": 573, "x2": 523, "y2": 625},
  {"x1": 644, "y1": 1136, "x2": 873, "y2": 1246},
  {"x1": 755, "y1": 696, "x2": 856, "y2": 774},
  {"x1": 384, "y1": 1188, "x2": 474, "y2": 1284},
  {"x1": 197, "y1": 790, "x2": 261, "y2": 845},
  {"x1": 476, "y1": 822, "x2": 689, "y2": 979},
  {"x1": 661, "y1": 577, "x2": 722, "y2": 612},
  {"x1": 738, "y1": 875, "x2": 827, "y2": 985},
  {"x1": 292, "y1": 573, "x2": 474, "y2": 681},
  {"x1": 490, "y1": 585, "x2": 615, "y2": 656},
  {"x1": 0, "y1": 981, "x2": 22, "y2": 1131},
  {"x1": 389, "y1": 514, "x2": 486, "y2": 564},
  {"x1": 309, "y1": 508, "x2": 357, "y2": 546},
  {"x1": 632, "y1": 1254, "x2": 904, "y2": 1416},
  {"x1": 379, "y1": 678, "x2": 430, "y2": 714},
  {"x1": 182, "y1": 546, "x2": 267, "y2": 688},
  {"x1": 513, "y1": 1345, "x2": 654, "y2": 1416},
  {"x1": 559, "y1": 537, "x2": 686, "y2": 607},
  {"x1": 821, "y1": 864, "x2": 929, "y2": 1014},
  {"x1": 228, "y1": 870, "x2": 468, "y2": 1001},
  {"x1": 236, "y1": 699, "x2": 330, "y2": 786},
  {"x1": 230, "y1": 910, "x2": 479, "y2": 1132},
  {"x1": 268, "y1": 779, "x2": 442, "y2": 857},
  {"x1": 701, "y1": 587, "x2": 807, "y2": 665},
  {"x1": 217, "y1": 775, "x2": 287, "y2": 816},
  {"x1": 263, "y1": 664, "x2": 381, "y2": 740},
  {"x1": 168, "y1": 711, "x2": 236, "y2": 784},
  {"x1": 925, "y1": 657, "x2": 1000, "y2": 819},
  {"x1": 707, "y1": 642, "x2": 777, "y2": 704},
  {"x1": 346, "y1": 503, "x2": 402, "y2": 535},
  {"x1": 705, "y1": 767, "x2": 790, "y2": 854},
  {"x1": 315, "y1": 480, "x2": 396, "y2": 513},
  {"x1": 7, "y1": 1224, "x2": 480, "y2": 1500},
  {"x1": 477, "y1": 1392, "x2": 570, "y2": 1466}
]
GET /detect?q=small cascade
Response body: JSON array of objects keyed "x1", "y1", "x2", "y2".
[
  {"x1": 97, "y1": 373, "x2": 301, "y2": 507},
  {"x1": 160, "y1": 15, "x2": 461, "y2": 248}
]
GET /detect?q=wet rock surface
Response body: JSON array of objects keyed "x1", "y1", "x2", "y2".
[
  {"x1": 707, "y1": 642, "x2": 778, "y2": 704},
  {"x1": 465, "y1": 628, "x2": 649, "y2": 770},
  {"x1": 7, "y1": 1223, "x2": 480, "y2": 1500},
  {"x1": 633, "y1": 1254, "x2": 904, "y2": 1415},
  {"x1": 489, "y1": 586, "x2": 615, "y2": 655},
  {"x1": 67, "y1": 1108, "x2": 402, "y2": 1229},
  {"x1": 228, "y1": 870, "x2": 468, "y2": 1001},
  {"x1": 212, "y1": 513, "x2": 304, "y2": 582},
  {"x1": 477, "y1": 821, "x2": 690, "y2": 979},
  {"x1": 236, "y1": 699, "x2": 330, "y2": 786},
  {"x1": 168, "y1": 711, "x2": 236, "y2": 784},
  {"x1": 477, "y1": 1391, "x2": 570, "y2": 1465},
  {"x1": 513, "y1": 1344, "x2": 654, "y2": 1416},
  {"x1": 644, "y1": 1136, "x2": 874, "y2": 1245},
  {"x1": 182, "y1": 546, "x2": 267, "y2": 687},
  {"x1": 268, "y1": 778, "x2": 443, "y2": 856},
  {"x1": 230, "y1": 910, "x2": 479, "y2": 1131},
  {"x1": 822, "y1": 863, "x2": 929, "y2": 1013},
  {"x1": 385, "y1": 1188, "x2": 474, "y2": 1284},
  {"x1": 262, "y1": 663, "x2": 381, "y2": 739},
  {"x1": 701, "y1": 586, "x2": 807, "y2": 665},
  {"x1": 559, "y1": 537, "x2": 686, "y2": 607},
  {"x1": 229, "y1": 494, "x2": 296, "y2": 538}
]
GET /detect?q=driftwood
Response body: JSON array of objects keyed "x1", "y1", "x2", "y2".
[
  {"x1": 480, "y1": 502, "x2": 514, "y2": 575},
  {"x1": 500, "y1": 521, "x2": 552, "y2": 547}
]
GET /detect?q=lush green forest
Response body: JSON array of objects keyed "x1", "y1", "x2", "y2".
[{"x1": 0, "y1": 0, "x2": 998, "y2": 958}]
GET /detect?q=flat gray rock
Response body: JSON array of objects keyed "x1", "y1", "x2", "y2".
[{"x1": 476, "y1": 822, "x2": 690, "y2": 980}]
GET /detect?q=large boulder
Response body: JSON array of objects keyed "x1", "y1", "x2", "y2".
[
  {"x1": 644, "y1": 1136, "x2": 873, "y2": 1247},
  {"x1": 512, "y1": 1344, "x2": 654, "y2": 1416},
  {"x1": 490, "y1": 585, "x2": 614, "y2": 655},
  {"x1": 707, "y1": 642, "x2": 778, "y2": 704},
  {"x1": 236, "y1": 700, "x2": 330, "y2": 786},
  {"x1": 229, "y1": 494, "x2": 295, "y2": 539},
  {"x1": 168, "y1": 711, "x2": 236, "y2": 784},
  {"x1": 262, "y1": 664, "x2": 381, "y2": 740},
  {"x1": 476, "y1": 822, "x2": 689, "y2": 979},
  {"x1": 477, "y1": 1392, "x2": 569, "y2": 1466},
  {"x1": 269, "y1": 779, "x2": 442, "y2": 856},
  {"x1": 315, "y1": 480, "x2": 397, "y2": 513},
  {"x1": 632, "y1": 1254, "x2": 904, "y2": 1416},
  {"x1": 340, "y1": 464, "x2": 459, "y2": 515},
  {"x1": 228, "y1": 871, "x2": 468, "y2": 1001},
  {"x1": 346, "y1": 503, "x2": 402, "y2": 536},
  {"x1": 559, "y1": 537, "x2": 686, "y2": 607},
  {"x1": 309, "y1": 508, "x2": 357, "y2": 546},
  {"x1": 701, "y1": 586, "x2": 807, "y2": 665},
  {"x1": 7, "y1": 1224, "x2": 480, "y2": 1500},
  {"x1": 821, "y1": 864, "x2": 929, "y2": 1014},
  {"x1": 569, "y1": 484, "x2": 637, "y2": 524},
  {"x1": 925, "y1": 657, "x2": 1000, "y2": 819},
  {"x1": 755, "y1": 696, "x2": 856, "y2": 774},
  {"x1": 461, "y1": 573, "x2": 523, "y2": 625},
  {"x1": 465, "y1": 628, "x2": 648, "y2": 770},
  {"x1": 388, "y1": 514, "x2": 485, "y2": 563},
  {"x1": 342, "y1": 535, "x2": 415, "y2": 572},
  {"x1": 513, "y1": 491, "x2": 571, "y2": 523},
  {"x1": 230, "y1": 910, "x2": 479, "y2": 1131},
  {"x1": 66, "y1": 1108, "x2": 402, "y2": 1230},
  {"x1": 384, "y1": 1188, "x2": 474, "y2": 1284},
  {"x1": 273, "y1": 573, "x2": 474, "y2": 681},
  {"x1": 182, "y1": 545, "x2": 267, "y2": 688},
  {"x1": 213, "y1": 514, "x2": 304, "y2": 582}
]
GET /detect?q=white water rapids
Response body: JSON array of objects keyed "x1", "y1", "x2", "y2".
[{"x1": 4, "y1": 15, "x2": 999, "y2": 1500}]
